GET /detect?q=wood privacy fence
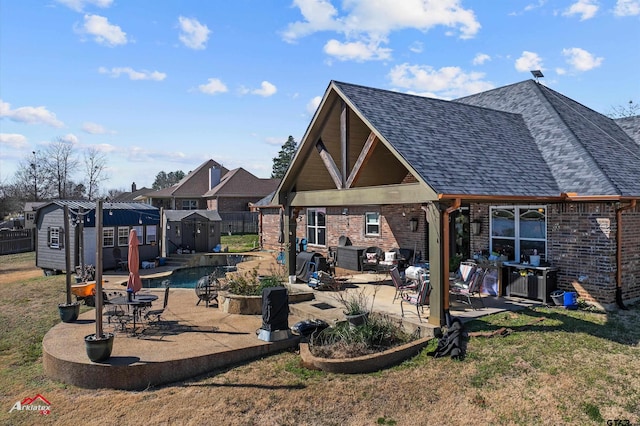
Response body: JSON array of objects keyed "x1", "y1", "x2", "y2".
[
  {"x1": 0, "y1": 229, "x2": 35, "y2": 255},
  {"x1": 220, "y1": 212, "x2": 259, "y2": 235}
]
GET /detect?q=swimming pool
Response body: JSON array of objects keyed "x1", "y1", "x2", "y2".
[{"x1": 142, "y1": 265, "x2": 236, "y2": 289}]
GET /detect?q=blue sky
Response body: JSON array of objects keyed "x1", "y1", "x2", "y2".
[{"x1": 1, "y1": 0, "x2": 639, "y2": 191}]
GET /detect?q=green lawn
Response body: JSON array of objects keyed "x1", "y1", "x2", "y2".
[{"x1": 220, "y1": 234, "x2": 259, "y2": 253}]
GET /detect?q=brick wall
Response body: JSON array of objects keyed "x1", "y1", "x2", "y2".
[
  {"x1": 621, "y1": 203, "x2": 640, "y2": 302},
  {"x1": 261, "y1": 204, "x2": 428, "y2": 261}
]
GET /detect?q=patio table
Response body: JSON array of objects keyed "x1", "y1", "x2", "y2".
[{"x1": 109, "y1": 294, "x2": 158, "y2": 334}]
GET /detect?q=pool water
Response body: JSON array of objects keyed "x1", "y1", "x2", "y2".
[{"x1": 142, "y1": 265, "x2": 236, "y2": 289}]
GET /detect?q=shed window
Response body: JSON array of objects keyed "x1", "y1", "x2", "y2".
[
  {"x1": 103, "y1": 227, "x2": 115, "y2": 247},
  {"x1": 365, "y1": 212, "x2": 380, "y2": 236},
  {"x1": 490, "y1": 206, "x2": 547, "y2": 262},
  {"x1": 132, "y1": 225, "x2": 144, "y2": 244},
  {"x1": 118, "y1": 227, "x2": 129, "y2": 246},
  {"x1": 306, "y1": 209, "x2": 326, "y2": 246},
  {"x1": 49, "y1": 227, "x2": 61, "y2": 249},
  {"x1": 146, "y1": 225, "x2": 156, "y2": 245}
]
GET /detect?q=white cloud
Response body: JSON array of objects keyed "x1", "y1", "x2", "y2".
[
  {"x1": 563, "y1": 0, "x2": 599, "y2": 20},
  {"x1": 251, "y1": 81, "x2": 277, "y2": 97},
  {"x1": 0, "y1": 133, "x2": 28, "y2": 149},
  {"x1": 282, "y1": 0, "x2": 480, "y2": 62},
  {"x1": 472, "y1": 53, "x2": 491, "y2": 65},
  {"x1": 0, "y1": 99, "x2": 64, "y2": 127},
  {"x1": 409, "y1": 41, "x2": 423, "y2": 53},
  {"x1": 515, "y1": 51, "x2": 543, "y2": 72},
  {"x1": 82, "y1": 122, "x2": 115, "y2": 134},
  {"x1": 77, "y1": 14, "x2": 127, "y2": 46},
  {"x1": 614, "y1": 0, "x2": 640, "y2": 16},
  {"x1": 56, "y1": 0, "x2": 113, "y2": 12},
  {"x1": 388, "y1": 63, "x2": 494, "y2": 98},
  {"x1": 307, "y1": 96, "x2": 322, "y2": 115},
  {"x1": 562, "y1": 47, "x2": 603, "y2": 71},
  {"x1": 98, "y1": 66, "x2": 166, "y2": 81},
  {"x1": 324, "y1": 39, "x2": 392, "y2": 61},
  {"x1": 178, "y1": 16, "x2": 211, "y2": 50},
  {"x1": 61, "y1": 133, "x2": 79, "y2": 144},
  {"x1": 90, "y1": 143, "x2": 118, "y2": 153},
  {"x1": 556, "y1": 67, "x2": 567, "y2": 75},
  {"x1": 198, "y1": 78, "x2": 228, "y2": 95}
]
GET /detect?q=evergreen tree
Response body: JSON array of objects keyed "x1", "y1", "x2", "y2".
[
  {"x1": 152, "y1": 170, "x2": 185, "y2": 189},
  {"x1": 271, "y1": 136, "x2": 297, "y2": 179}
]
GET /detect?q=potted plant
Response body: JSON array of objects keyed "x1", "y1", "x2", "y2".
[{"x1": 337, "y1": 290, "x2": 371, "y2": 327}]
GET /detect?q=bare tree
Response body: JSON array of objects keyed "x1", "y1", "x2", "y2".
[
  {"x1": 608, "y1": 100, "x2": 639, "y2": 118},
  {"x1": 83, "y1": 147, "x2": 108, "y2": 201},
  {"x1": 12, "y1": 150, "x2": 51, "y2": 201},
  {"x1": 44, "y1": 138, "x2": 78, "y2": 199}
]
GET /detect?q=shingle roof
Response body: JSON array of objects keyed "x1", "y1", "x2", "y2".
[
  {"x1": 164, "y1": 210, "x2": 221, "y2": 222},
  {"x1": 203, "y1": 168, "x2": 280, "y2": 198},
  {"x1": 456, "y1": 81, "x2": 640, "y2": 197},
  {"x1": 332, "y1": 80, "x2": 561, "y2": 197},
  {"x1": 150, "y1": 159, "x2": 229, "y2": 197},
  {"x1": 325, "y1": 80, "x2": 640, "y2": 198},
  {"x1": 615, "y1": 116, "x2": 640, "y2": 146}
]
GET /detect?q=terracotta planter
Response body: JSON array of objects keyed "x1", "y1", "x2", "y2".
[
  {"x1": 58, "y1": 302, "x2": 80, "y2": 323},
  {"x1": 85, "y1": 333, "x2": 114, "y2": 362}
]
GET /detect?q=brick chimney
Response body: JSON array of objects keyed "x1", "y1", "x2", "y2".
[{"x1": 132, "y1": 182, "x2": 137, "y2": 192}]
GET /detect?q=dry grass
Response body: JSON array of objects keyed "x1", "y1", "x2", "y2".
[{"x1": 1, "y1": 252, "x2": 639, "y2": 425}]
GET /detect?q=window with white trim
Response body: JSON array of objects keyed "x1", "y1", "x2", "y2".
[
  {"x1": 49, "y1": 227, "x2": 60, "y2": 249},
  {"x1": 182, "y1": 200, "x2": 198, "y2": 210},
  {"x1": 490, "y1": 206, "x2": 547, "y2": 262},
  {"x1": 118, "y1": 227, "x2": 129, "y2": 246},
  {"x1": 306, "y1": 209, "x2": 326, "y2": 246},
  {"x1": 146, "y1": 225, "x2": 156, "y2": 245},
  {"x1": 365, "y1": 212, "x2": 380, "y2": 236},
  {"x1": 132, "y1": 225, "x2": 144, "y2": 244},
  {"x1": 103, "y1": 227, "x2": 115, "y2": 247}
]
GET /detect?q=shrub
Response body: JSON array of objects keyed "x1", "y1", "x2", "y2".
[{"x1": 226, "y1": 268, "x2": 284, "y2": 296}]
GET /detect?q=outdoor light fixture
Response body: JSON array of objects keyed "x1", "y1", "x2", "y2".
[
  {"x1": 409, "y1": 218, "x2": 418, "y2": 232},
  {"x1": 471, "y1": 219, "x2": 482, "y2": 236}
]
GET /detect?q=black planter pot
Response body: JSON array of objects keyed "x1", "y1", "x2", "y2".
[
  {"x1": 85, "y1": 333, "x2": 114, "y2": 362},
  {"x1": 345, "y1": 312, "x2": 369, "y2": 327},
  {"x1": 58, "y1": 302, "x2": 81, "y2": 323}
]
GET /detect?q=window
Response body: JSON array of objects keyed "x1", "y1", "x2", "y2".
[
  {"x1": 365, "y1": 212, "x2": 380, "y2": 236},
  {"x1": 132, "y1": 225, "x2": 144, "y2": 244},
  {"x1": 118, "y1": 227, "x2": 129, "y2": 246},
  {"x1": 182, "y1": 200, "x2": 198, "y2": 210},
  {"x1": 306, "y1": 209, "x2": 326, "y2": 246},
  {"x1": 490, "y1": 206, "x2": 547, "y2": 262},
  {"x1": 103, "y1": 227, "x2": 115, "y2": 247},
  {"x1": 146, "y1": 225, "x2": 156, "y2": 245},
  {"x1": 26, "y1": 212, "x2": 35, "y2": 221},
  {"x1": 49, "y1": 227, "x2": 61, "y2": 249}
]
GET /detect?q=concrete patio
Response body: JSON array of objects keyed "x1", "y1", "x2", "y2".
[{"x1": 42, "y1": 251, "x2": 543, "y2": 390}]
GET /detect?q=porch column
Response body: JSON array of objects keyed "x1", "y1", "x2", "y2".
[
  {"x1": 426, "y1": 204, "x2": 445, "y2": 327},
  {"x1": 284, "y1": 205, "x2": 297, "y2": 282}
]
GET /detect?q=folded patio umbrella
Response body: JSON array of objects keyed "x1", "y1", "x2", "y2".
[{"x1": 127, "y1": 229, "x2": 142, "y2": 294}]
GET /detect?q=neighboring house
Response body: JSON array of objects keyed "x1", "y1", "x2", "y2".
[
  {"x1": 136, "y1": 159, "x2": 279, "y2": 212},
  {"x1": 110, "y1": 182, "x2": 153, "y2": 203},
  {"x1": 34, "y1": 201, "x2": 160, "y2": 274},
  {"x1": 163, "y1": 209, "x2": 222, "y2": 255},
  {"x1": 24, "y1": 202, "x2": 45, "y2": 229},
  {"x1": 264, "y1": 79, "x2": 639, "y2": 326}
]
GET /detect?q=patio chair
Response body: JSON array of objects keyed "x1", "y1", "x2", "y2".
[
  {"x1": 144, "y1": 286, "x2": 170, "y2": 325},
  {"x1": 450, "y1": 266, "x2": 486, "y2": 310},
  {"x1": 400, "y1": 273, "x2": 430, "y2": 322},
  {"x1": 360, "y1": 246, "x2": 383, "y2": 273},
  {"x1": 112, "y1": 247, "x2": 127, "y2": 272},
  {"x1": 390, "y1": 266, "x2": 418, "y2": 303},
  {"x1": 450, "y1": 261, "x2": 477, "y2": 289}
]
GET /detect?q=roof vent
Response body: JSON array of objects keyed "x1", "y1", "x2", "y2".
[{"x1": 530, "y1": 70, "x2": 544, "y2": 83}]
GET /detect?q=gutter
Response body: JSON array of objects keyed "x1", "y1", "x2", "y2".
[{"x1": 616, "y1": 200, "x2": 636, "y2": 310}]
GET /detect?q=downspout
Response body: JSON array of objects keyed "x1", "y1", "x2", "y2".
[
  {"x1": 615, "y1": 200, "x2": 636, "y2": 310},
  {"x1": 443, "y1": 199, "x2": 461, "y2": 326}
]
